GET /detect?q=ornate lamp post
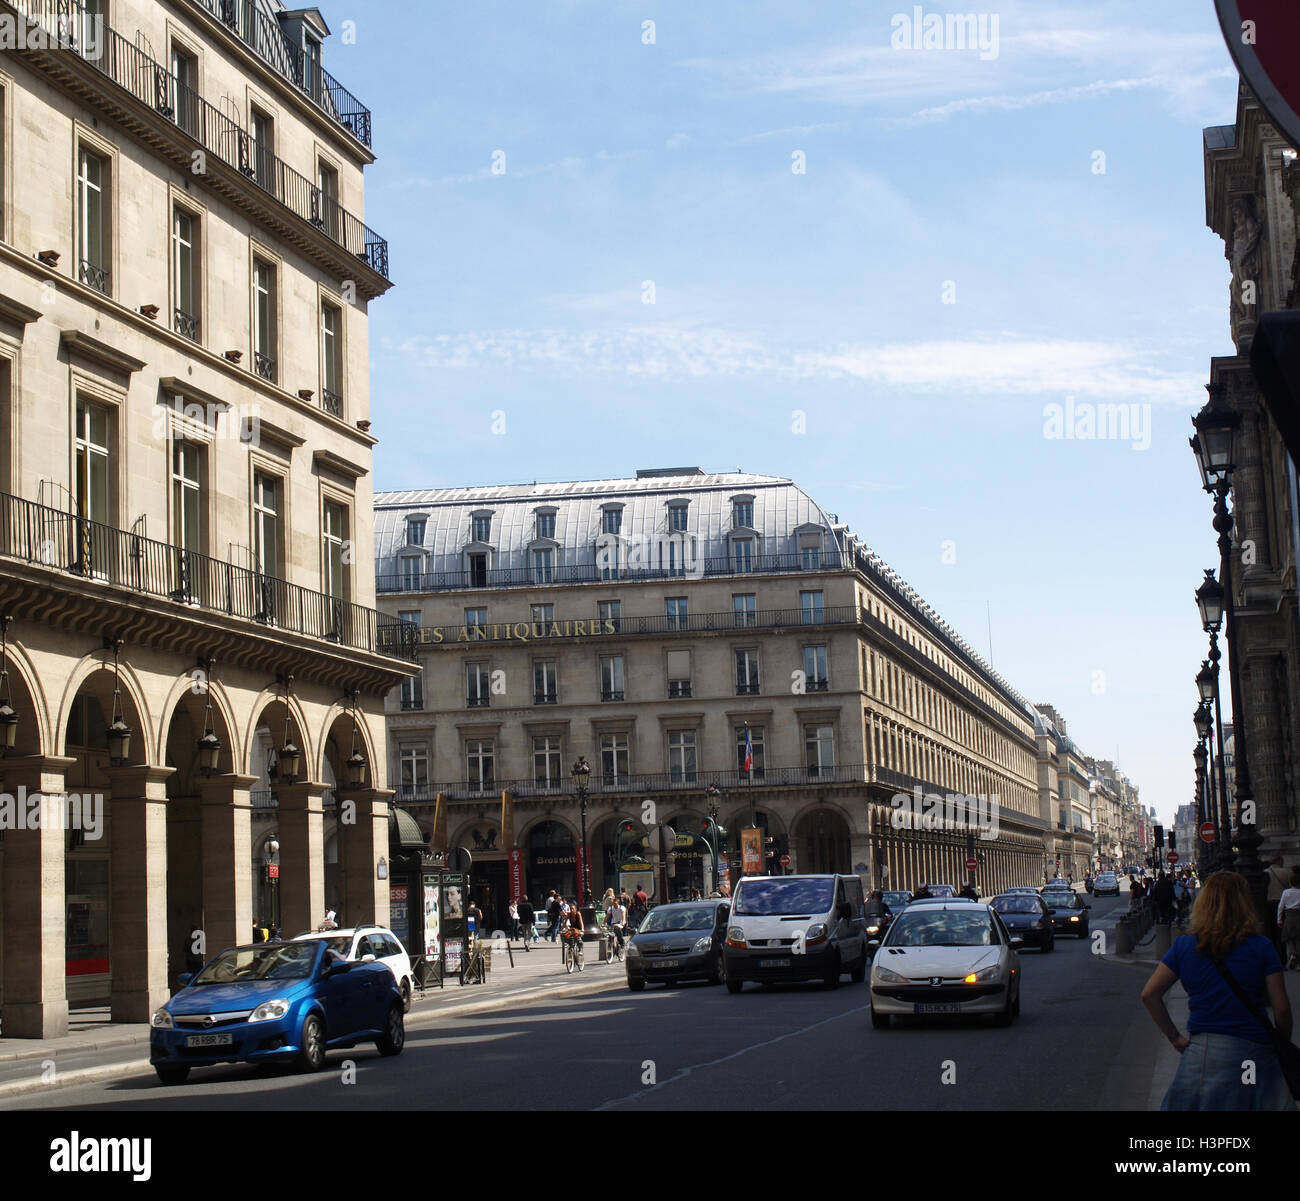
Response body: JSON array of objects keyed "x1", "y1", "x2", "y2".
[
  {"x1": 1191, "y1": 387, "x2": 1267, "y2": 921},
  {"x1": 196, "y1": 657, "x2": 221, "y2": 776},
  {"x1": 0, "y1": 615, "x2": 19, "y2": 754},
  {"x1": 345, "y1": 688, "x2": 367, "y2": 787},
  {"x1": 105, "y1": 637, "x2": 132, "y2": 764},
  {"x1": 702, "y1": 782, "x2": 724, "y2": 894},
  {"x1": 264, "y1": 836, "x2": 280, "y2": 932},
  {"x1": 572, "y1": 757, "x2": 592, "y2": 911},
  {"x1": 1194, "y1": 700, "x2": 1214, "y2": 875},
  {"x1": 277, "y1": 673, "x2": 301, "y2": 784}
]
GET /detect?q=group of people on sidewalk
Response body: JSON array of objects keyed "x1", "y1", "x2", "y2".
[
  {"x1": 1128, "y1": 870, "x2": 1196, "y2": 925},
  {"x1": 504, "y1": 886, "x2": 652, "y2": 950}
]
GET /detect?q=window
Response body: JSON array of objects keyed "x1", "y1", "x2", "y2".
[
  {"x1": 733, "y1": 500, "x2": 753, "y2": 528},
  {"x1": 171, "y1": 441, "x2": 203, "y2": 556},
  {"x1": 76, "y1": 147, "x2": 109, "y2": 293},
  {"x1": 400, "y1": 746, "x2": 429, "y2": 796},
  {"x1": 533, "y1": 736, "x2": 562, "y2": 787},
  {"x1": 800, "y1": 590, "x2": 824, "y2": 624},
  {"x1": 668, "y1": 503, "x2": 689, "y2": 532},
  {"x1": 400, "y1": 670, "x2": 423, "y2": 711},
  {"x1": 668, "y1": 730, "x2": 697, "y2": 783},
  {"x1": 533, "y1": 660, "x2": 557, "y2": 704},
  {"x1": 252, "y1": 473, "x2": 281, "y2": 579},
  {"x1": 406, "y1": 517, "x2": 426, "y2": 546},
  {"x1": 74, "y1": 399, "x2": 111, "y2": 528},
  {"x1": 170, "y1": 44, "x2": 198, "y2": 137},
  {"x1": 316, "y1": 161, "x2": 339, "y2": 240},
  {"x1": 466, "y1": 740, "x2": 494, "y2": 790},
  {"x1": 250, "y1": 108, "x2": 274, "y2": 191},
  {"x1": 666, "y1": 649, "x2": 691, "y2": 699},
  {"x1": 598, "y1": 600, "x2": 621, "y2": 632},
  {"x1": 465, "y1": 606, "x2": 487, "y2": 630},
  {"x1": 466, "y1": 662, "x2": 491, "y2": 707},
  {"x1": 660, "y1": 538, "x2": 687, "y2": 577},
  {"x1": 602, "y1": 508, "x2": 622, "y2": 535},
  {"x1": 172, "y1": 206, "x2": 199, "y2": 340},
  {"x1": 399, "y1": 556, "x2": 421, "y2": 590},
  {"x1": 600, "y1": 654, "x2": 625, "y2": 702},
  {"x1": 806, "y1": 725, "x2": 835, "y2": 776},
  {"x1": 732, "y1": 538, "x2": 754, "y2": 573},
  {"x1": 733, "y1": 594, "x2": 756, "y2": 628},
  {"x1": 536, "y1": 511, "x2": 556, "y2": 539},
  {"x1": 253, "y1": 259, "x2": 276, "y2": 382},
  {"x1": 531, "y1": 603, "x2": 554, "y2": 624},
  {"x1": 320, "y1": 303, "x2": 342, "y2": 416},
  {"x1": 735, "y1": 649, "x2": 760, "y2": 695},
  {"x1": 737, "y1": 726, "x2": 765, "y2": 779},
  {"x1": 322, "y1": 501, "x2": 348, "y2": 600},
  {"x1": 665, "y1": 596, "x2": 687, "y2": 631},
  {"x1": 532, "y1": 548, "x2": 554, "y2": 584},
  {"x1": 800, "y1": 535, "x2": 821, "y2": 570},
  {"x1": 303, "y1": 36, "x2": 322, "y2": 102},
  {"x1": 599, "y1": 733, "x2": 629, "y2": 785},
  {"x1": 468, "y1": 552, "x2": 488, "y2": 588},
  {"x1": 804, "y1": 645, "x2": 828, "y2": 691},
  {"x1": 399, "y1": 610, "x2": 421, "y2": 627},
  {"x1": 471, "y1": 514, "x2": 492, "y2": 543}
]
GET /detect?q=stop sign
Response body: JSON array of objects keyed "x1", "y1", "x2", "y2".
[
  {"x1": 965, "y1": 857, "x2": 978, "y2": 871},
  {"x1": 1215, "y1": 2, "x2": 1300, "y2": 149},
  {"x1": 779, "y1": 854, "x2": 790, "y2": 868},
  {"x1": 1200, "y1": 822, "x2": 1217, "y2": 844},
  {"x1": 1167, "y1": 850, "x2": 1180, "y2": 865}
]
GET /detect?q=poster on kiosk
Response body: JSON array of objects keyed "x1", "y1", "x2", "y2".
[{"x1": 442, "y1": 871, "x2": 467, "y2": 975}]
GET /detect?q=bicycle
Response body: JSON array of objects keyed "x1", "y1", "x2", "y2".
[
  {"x1": 562, "y1": 928, "x2": 585, "y2": 973},
  {"x1": 608, "y1": 924, "x2": 628, "y2": 962}
]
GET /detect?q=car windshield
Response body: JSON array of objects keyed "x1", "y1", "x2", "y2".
[
  {"x1": 882, "y1": 892, "x2": 911, "y2": 907},
  {"x1": 991, "y1": 896, "x2": 1041, "y2": 914},
  {"x1": 733, "y1": 879, "x2": 834, "y2": 916},
  {"x1": 637, "y1": 907, "x2": 717, "y2": 932},
  {"x1": 926, "y1": 885, "x2": 955, "y2": 897},
  {"x1": 297, "y1": 935, "x2": 353, "y2": 956},
  {"x1": 1042, "y1": 892, "x2": 1075, "y2": 907},
  {"x1": 887, "y1": 910, "x2": 996, "y2": 947},
  {"x1": 192, "y1": 943, "x2": 318, "y2": 984}
]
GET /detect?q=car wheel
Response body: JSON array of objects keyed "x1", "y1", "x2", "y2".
[
  {"x1": 1079, "y1": 925, "x2": 1088, "y2": 940},
  {"x1": 726, "y1": 976, "x2": 743, "y2": 994},
  {"x1": 823, "y1": 951, "x2": 841, "y2": 989},
  {"x1": 1043, "y1": 935, "x2": 1054, "y2": 952},
  {"x1": 400, "y1": 978, "x2": 412, "y2": 1013},
  {"x1": 376, "y1": 1001, "x2": 405, "y2": 1057},
  {"x1": 155, "y1": 1064, "x2": 190, "y2": 1085},
  {"x1": 993, "y1": 990, "x2": 1014, "y2": 1027},
  {"x1": 849, "y1": 947, "x2": 867, "y2": 983},
  {"x1": 1012, "y1": 980, "x2": 1021, "y2": 1016},
  {"x1": 709, "y1": 952, "x2": 726, "y2": 986},
  {"x1": 298, "y1": 1013, "x2": 327, "y2": 1072},
  {"x1": 628, "y1": 978, "x2": 646, "y2": 992},
  {"x1": 870, "y1": 1007, "x2": 890, "y2": 1030}
]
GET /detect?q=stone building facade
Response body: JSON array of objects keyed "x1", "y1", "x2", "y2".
[
  {"x1": 375, "y1": 468, "x2": 1079, "y2": 930},
  {"x1": 0, "y1": 0, "x2": 411, "y2": 1037}
]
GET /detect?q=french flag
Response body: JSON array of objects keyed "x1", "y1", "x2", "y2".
[{"x1": 743, "y1": 725, "x2": 753, "y2": 775}]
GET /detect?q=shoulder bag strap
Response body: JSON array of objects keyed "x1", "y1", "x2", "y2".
[{"x1": 1210, "y1": 955, "x2": 1277, "y2": 1038}]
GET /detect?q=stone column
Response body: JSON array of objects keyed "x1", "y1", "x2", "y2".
[
  {"x1": 103, "y1": 765, "x2": 175, "y2": 1024},
  {"x1": 1, "y1": 756, "x2": 76, "y2": 1038},
  {"x1": 276, "y1": 782, "x2": 328, "y2": 937},
  {"x1": 197, "y1": 774, "x2": 259, "y2": 957},
  {"x1": 333, "y1": 787, "x2": 394, "y2": 928}
]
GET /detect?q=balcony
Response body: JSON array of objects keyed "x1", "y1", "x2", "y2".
[
  {"x1": 253, "y1": 351, "x2": 276, "y2": 383},
  {"x1": 533, "y1": 692, "x2": 557, "y2": 705},
  {"x1": 7, "y1": 0, "x2": 389, "y2": 283},
  {"x1": 667, "y1": 681, "x2": 692, "y2": 699},
  {"x1": 600, "y1": 689, "x2": 625, "y2": 702},
  {"x1": 0, "y1": 488, "x2": 412, "y2": 661},
  {"x1": 736, "y1": 682, "x2": 760, "y2": 696},
  {"x1": 322, "y1": 389, "x2": 343, "y2": 418},
  {"x1": 377, "y1": 549, "x2": 847, "y2": 594},
  {"x1": 174, "y1": 308, "x2": 200, "y2": 341},
  {"x1": 188, "y1": 0, "x2": 373, "y2": 148},
  {"x1": 78, "y1": 258, "x2": 109, "y2": 293},
  {"x1": 466, "y1": 696, "x2": 490, "y2": 709}
]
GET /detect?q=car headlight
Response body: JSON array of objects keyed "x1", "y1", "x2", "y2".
[
  {"x1": 866, "y1": 924, "x2": 881, "y2": 935},
  {"x1": 805, "y1": 923, "x2": 828, "y2": 944},
  {"x1": 249, "y1": 998, "x2": 291, "y2": 1023},
  {"x1": 726, "y1": 926, "x2": 746, "y2": 948},
  {"x1": 151, "y1": 1008, "x2": 174, "y2": 1029},
  {"x1": 692, "y1": 936, "x2": 713, "y2": 953},
  {"x1": 963, "y1": 965, "x2": 1000, "y2": 984},
  {"x1": 1069, "y1": 915, "x2": 1080, "y2": 922},
  {"x1": 873, "y1": 964, "x2": 908, "y2": 984},
  {"x1": 625, "y1": 942, "x2": 640, "y2": 957}
]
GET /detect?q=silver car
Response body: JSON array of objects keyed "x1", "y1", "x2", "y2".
[{"x1": 869, "y1": 902, "x2": 1022, "y2": 1029}]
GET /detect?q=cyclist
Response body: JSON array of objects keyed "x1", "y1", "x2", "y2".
[
  {"x1": 606, "y1": 895, "x2": 628, "y2": 951},
  {"x1": 562, "y1": 898, "x2": 585, "y2": 967}
]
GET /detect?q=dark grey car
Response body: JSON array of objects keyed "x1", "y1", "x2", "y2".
[{"x1": 625, "y1": 901, "x2": 730, "y2": 990}]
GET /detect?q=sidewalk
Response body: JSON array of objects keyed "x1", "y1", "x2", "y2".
[{"x1": 0, "y1": 934, "x2": 624, "y2": 1100}]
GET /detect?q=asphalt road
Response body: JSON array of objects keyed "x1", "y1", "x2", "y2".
[{"x1": 5, "y1": 894, "x2": 1167, "y2": 1111}]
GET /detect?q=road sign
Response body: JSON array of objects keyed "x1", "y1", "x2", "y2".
[
  {"x1": 1167, "y1": 851, "x2": 1180, "y2": 865},
  {"x1": 266, "y1": 864, "x2": 279, "y2": 879},
  {"x1": 779, "y1": 854, "x2": 791, "y2": 868},
  {"x1": 1200, "y1": 822, "x2": 1217, "y2": 844},
  {"x1": 965, "y1": 857, "x2": 978, "y2": 871},
  {"x1": 1215, "y1": 2, "x2": 1300, "y2": 150}
]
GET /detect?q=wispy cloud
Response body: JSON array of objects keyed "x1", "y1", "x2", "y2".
[
  {"x1": 732, "y1": 120, "x2": 849, "y2": 145},
  {"x1": 665, "y1": 132, "x2": 690, "y2": 150}
]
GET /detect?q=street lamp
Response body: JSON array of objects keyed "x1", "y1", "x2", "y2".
[
  {"x1": 1191, "y1": 384, "x2": 1266, "y2": 921},
  {"x1": 702, "y1": 783, "x2": 725, "y2": 894},
  {"x1": 264, "y1": 836, "x2": 280, "y2": 931},
  {"x1": 277, "y1": 673, "x2": 300, "y2": 784},
  {"x1": 0, "y1": 615, "x2": 19, "y2": 754},
  {"x1": 196, "y1": 657, "x2": 221, "y2": 776},
  {"x1": 1193, "y1": 740, "x2": 1211, "y2": 877},
  {"x1": 345, "y1": 688, "x2": 367, "y2": 787},
  {"x1": 1196, "y1": 580, "x2": 1233, "y2": 876},
  {"x1": 572, "y1": 757, "x2": 592, "y2": 910},
  {"x1": 105, "y1": 638, "x2": 132, "y2": 764}
]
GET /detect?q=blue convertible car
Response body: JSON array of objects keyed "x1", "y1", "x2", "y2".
[{"x1": 150, "y1": 939, "x2": 404, "y2": 1084}]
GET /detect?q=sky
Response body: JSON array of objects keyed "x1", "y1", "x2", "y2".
[{"x1": 330, "y1": 0, "x2": 1246, "y2": 826}]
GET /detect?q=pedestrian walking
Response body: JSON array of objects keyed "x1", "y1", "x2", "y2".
[
  {"x1": 1154, "y1": 871, "x2": 1176, "y2": 925},
  {"x1": 546, "y1": 891, "x2": 562, "y2": 941},
  {"x1": 518, "y1": 896, "x2": 536, "y2": 950},
  {"x1": 1267, "y1": 856, "x2": 1291, "y2": 953},
  {"x1": 1279, "y1": 867, "x2": 1300, "y2": 971},
  {"x1": 508, "y1": 899, "x2": 520, "y2": 941},
  {"x1": 1140, "y1": 871, "x2": 1295, "y2": 1111},
  {"x1": 1129, "y1": 877, "x2": 1145, "y2": 909}
]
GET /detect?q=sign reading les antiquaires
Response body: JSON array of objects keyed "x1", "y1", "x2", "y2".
[
  {"x1": 383, "y1": 617, "x2": 620, "y2": 649},
  {"x1": 1215, "y1": 2, "x2": 1300, "y2": 148}
]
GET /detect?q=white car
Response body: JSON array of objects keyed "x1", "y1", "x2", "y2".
[
  {"x1": 293, "y1": 925, "x2": 415, "y2": 1012},
  {"x1": 869, "y1": 901, "x2": 1022, "y2": 1029}
]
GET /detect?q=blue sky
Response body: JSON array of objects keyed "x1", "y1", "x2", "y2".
[{"x1": 333, "y1": 0, "x2": 1244, "y2": 825}]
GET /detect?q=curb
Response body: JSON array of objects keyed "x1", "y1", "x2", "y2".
[
  {"x1": 0, "y1": 968, "x2": 622, "y2": 1101},
  {"x1": 0, "y1": 1031, "x2": 148, "y2": 1065}
]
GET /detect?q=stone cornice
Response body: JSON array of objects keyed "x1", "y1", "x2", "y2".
[{"x1": 60, "y1": 328, "x2": 147, "y2": 377}]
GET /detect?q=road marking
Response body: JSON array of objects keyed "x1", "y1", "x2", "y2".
[{"x1": 593, "y1": 1000, "x2": 869, "y2": 1109}]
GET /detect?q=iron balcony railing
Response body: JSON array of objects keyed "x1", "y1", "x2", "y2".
[
  {"x1": 0, "y1": 489, "x2": 413, "y2": 660},
  {"x1": 174, "y1": 308, "x2": 200, "y2": 341},
  {"x1": 189, "y1": 0, "x2": 373, "y2": 148},
  {"x1": 376, "y1": 549, "x2": 847, "y2": 594},
  {"x1": 253, "y1": 351, "x2": 276, "y2": 382},
  {"x1": 10, "y1": 0, "x2": 388, "y2": 279},
  {"x1": 321, "y1": 389, "x2": 343, "y2": 418},
  {"x1": 251, "y1": 788, "x2": 336, "y2": 810},
  {"x1": 78, "y1": 258, "x2": 109, "y2": 293},
  {"x1": 382, "y1": 603, "x2": 858, "y2": 652}
]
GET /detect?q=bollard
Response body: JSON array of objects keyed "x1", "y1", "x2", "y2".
[
  {"x1": 1153, "y1": 923, "x2": 1172, "y2": 958},
  {"x1": 1115, "y1": 917, "x2": 1133, "y2": 955}
]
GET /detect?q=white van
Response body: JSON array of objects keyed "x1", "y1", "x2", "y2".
[{"x1": 723, "y1": 874, "x2": 870, "y2": 992}]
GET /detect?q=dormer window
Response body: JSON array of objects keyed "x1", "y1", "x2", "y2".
[
  {"x1": 535, "y1": 508, "x2": 557, "y2": 539},
  {"x1": 601, "y1": 504, "x2": 623, "y2": 536},
  {"x1": 470, "y1": 512, "x2": 493, "y2": 543},
  {"x1": 668, "y1": 501, "x2": 689, "y2": 532},
  {"x1": 731, "y1": 497, "x2": 755, "y2": 528},
  {"x1": 406, "y1": 516, "x2": 427, "y2": 546}
]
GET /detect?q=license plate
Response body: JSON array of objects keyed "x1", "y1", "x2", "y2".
[
  {"x1": 914, "y1": 1003, "x2": 961, "y2": 1014},
  {"x1": 657, "y1": 959, "x2": 681, "y2": 969},
  {"x1": 759, "y1": 959, "x2": 786, "y2": 968},
  {"x1": 185, "y1": 1033, "x2": 233, "y2": 1048}
]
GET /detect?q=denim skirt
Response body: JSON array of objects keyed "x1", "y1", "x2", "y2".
[{"x1": 1161, "y1": 1032, "x2": 1296, "y2": 1111}]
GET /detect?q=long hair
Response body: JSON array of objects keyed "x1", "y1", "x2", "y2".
[{"x1": 1190, "y1": 872, "x2": 1259, "y2": 961}]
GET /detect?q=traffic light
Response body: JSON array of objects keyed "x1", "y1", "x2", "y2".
[
  {"x1": 1169, "y1": 831, "x2": 1176, "y2": 851},
  {"x1": 1154, "y1": 825, "x2": 1164, "y2": 848}
]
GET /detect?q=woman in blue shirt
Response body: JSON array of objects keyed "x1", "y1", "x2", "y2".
[{"x1": 1141, "y1": 871, "x2": 1294, "y2": 1110}]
